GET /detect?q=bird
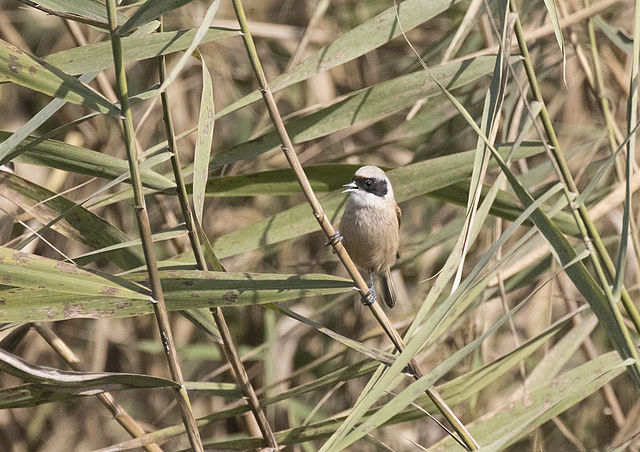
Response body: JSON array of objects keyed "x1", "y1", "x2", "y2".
[{"x1": 337, "y1": 166, "x2": 401, "y2": 308}]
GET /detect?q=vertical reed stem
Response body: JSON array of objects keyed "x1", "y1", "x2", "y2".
[
  {"x1": 104, "y1": 2, "x2": 203, "y2": 450},
  {"x1": 157, "y1": 19, "x2": 278, "y2": 449}
]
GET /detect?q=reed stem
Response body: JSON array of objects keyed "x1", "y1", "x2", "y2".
[
  {"x1": 104, "y1": 2, "x2": 203, "y2": 450},
  {"x1": 157, "y1": 18, "x2": 278, "y2": 449}
]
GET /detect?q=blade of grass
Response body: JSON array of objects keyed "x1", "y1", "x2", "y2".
[
  {"x1": 0, "y1": 245, "x2": 147, "y2": 299},
  {"x1": 0, "y1": 348, "x2": 177, "y2": 391},
  {"x1": 0, "y1": 269, "x2": 354, "y2": 323},
  {"x1": 0, "y1": 72, "x2": 98, "y2": 164},
  {"x1": 41, "y1": 27, "x2": 239, "y2": 76},
  {"x1": 0, "y1": 39, "x2": 119, "y2": 116},
  {"x1": 156, "y1": 0, "x2": 220, "y2": 94},
  {"x1": 192, "y1": 49, "x2": 214, "y2": 225},
  {"x1": 542, "y1": 0, "x2": 567, "y2": 77},
  {"x1": 17, "y1": 0, "x2": 128, "y2": 29},
  {"x1": 217, "y1": 56, "x2": 512, "y2": 169}
]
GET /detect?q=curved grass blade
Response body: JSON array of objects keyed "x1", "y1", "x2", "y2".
[
  {"x1": 268, "y1": 304, "x2": 398, "y2": 368},
  {"x1": 192, "y1": 49, "x2": 215, "y2": 224},
  {"x1": 542, "y1": 0, "x2": 566, "y2": 70},
  {"x1": 0, "y1": 383, "x2": 83, "y2": 409},
  {"x1": 0, "y1": 348, "x2": 177, "y2": 392},
  {"x1": 71, "y1": 229, "x2": 186, "y2": 266},
  {"x1": 0, "y1": 39, "x2": 119, "y2": 116},
  {"x1": 593, "y1": 15, "x2": 633, "y2": 54},
  {"x1": 42, "y1": 27, "x2": 239, "y2": 76},
  {"x1": 179, "y1": 308, "x2": 222, "y2": 343},
  {"x1": 0, "y1": 380, "x2": 239, "y2": 409}
]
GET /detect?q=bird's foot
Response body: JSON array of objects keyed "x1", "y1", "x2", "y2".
[
  {"x1": 324, "y1": 230, "x2": 343, "y2": 247},
  {"x1": 361, "y1": 273, "x2": 376, "y2": 306}
]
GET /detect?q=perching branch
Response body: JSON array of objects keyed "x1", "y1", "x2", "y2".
[{"x1": 230, "y1": 0, "x2": 479, "y2": 449}]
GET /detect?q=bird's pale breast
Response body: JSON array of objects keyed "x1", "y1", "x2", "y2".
[{"x1": 339, "y1": 197, "x2": 399, "y2": 272}]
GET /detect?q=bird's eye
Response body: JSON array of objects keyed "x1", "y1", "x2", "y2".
[{"x1": 365, "y1": 179, "x2": 372, "y2": 187}]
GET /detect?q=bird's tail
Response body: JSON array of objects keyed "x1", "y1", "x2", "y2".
[{"x1": 380, "y1": 270, "x2": 396, "y2": 308}]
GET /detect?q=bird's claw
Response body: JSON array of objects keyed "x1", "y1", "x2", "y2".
[
  {"x1": 361, "y1": 288, "x2": 376, "y2": 306},
  {"x1": 361, "y1": 272, "x2": 377, "y2": 306}
]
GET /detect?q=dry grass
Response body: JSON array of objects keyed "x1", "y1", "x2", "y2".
[{"x1": 0, "y1": 0, "x2": 639, "y2": 450}]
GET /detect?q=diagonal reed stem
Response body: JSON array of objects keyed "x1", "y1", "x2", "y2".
[
  {"x1": 156, "y1": 18, "x2": 278, "y2": 449},
  {"x1": 230, "y1": 0, "x2": 479, "y2": 449},
  {"x1": 509, "y1": 2, "x2": 640, "y2": 337},
  {"x1": 104, "y1": 2, "x2": 203, "y2": 451},
  {"x1": 32, "y1": 323, "x2": 164, "y2": 452}
]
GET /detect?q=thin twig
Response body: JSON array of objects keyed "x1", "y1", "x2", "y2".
[
  {"x1": 104, "y1": 2, "x2": 203, "y2": 451},
  {"x1": 230, "y1": 0, "x2": 479, "y2": 449},
  {"x1": 32, "y1": 323, "x2": 164, "y2": 452}
]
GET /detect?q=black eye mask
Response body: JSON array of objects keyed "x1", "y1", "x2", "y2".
[{"x1": 353, "y1": 176, "x2": 388, "y2": 197}]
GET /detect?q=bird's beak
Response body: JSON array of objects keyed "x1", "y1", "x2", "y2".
[{"x1": 342, "y1": 182, "x2": 357, "y2": 193}]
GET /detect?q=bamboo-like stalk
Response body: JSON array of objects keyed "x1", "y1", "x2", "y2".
[
  {"x1": 509, "y1": 3, "x2": 640, "y2": 337},
  {"x1": 230, "y1": 0, "x2": 479, "y2": 449},
  {"x1": 104, "y1": 2, "x2": 203, "y2": 451},
  {"x1": 156, "y1": 20, "x2": 278, "y2": 449},
  {"x1": 32, "y1": 323, "x2": 164, "y2": 452}
]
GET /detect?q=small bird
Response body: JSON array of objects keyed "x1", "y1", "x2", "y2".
[{"x1": 338, "y1": 166, "x2": 401, "y2": 308}]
